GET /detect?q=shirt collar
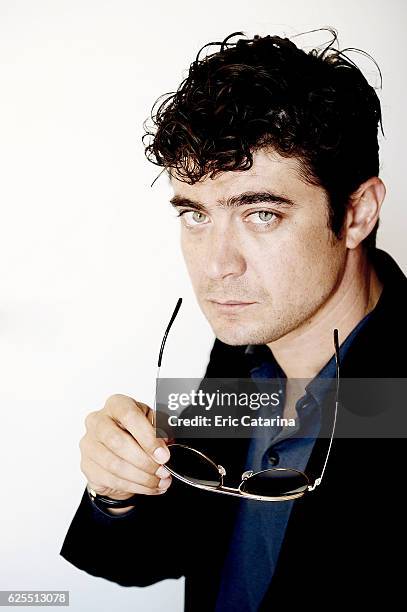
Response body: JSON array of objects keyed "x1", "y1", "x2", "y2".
[{"x1": 244, "y1": 308, "x2": 374, "y2": 406}]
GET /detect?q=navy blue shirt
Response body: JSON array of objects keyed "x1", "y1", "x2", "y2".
[{"x1": 214, "y1": 314, "x2": 373, "y2": 612}]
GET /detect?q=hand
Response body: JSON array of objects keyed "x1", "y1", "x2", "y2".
[{"x1": 80, "y1": 394, "x2": 173, "y2": 502}]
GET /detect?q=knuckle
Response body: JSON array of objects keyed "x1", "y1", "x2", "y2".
[
  {"x1": 144, "y1": 455, "x2": 160, "y2": 474},
  {"x1": 80, "y1": 457, "x2": 90, "y2": 478},
  {"x1": 141, "y1": 472, "x2": 158, "y2": 488},
  {"x1": 85, "y1": 410, "x2": 97, "y2": 430},
  {"x1": 79, "y1": 434, "x2": 90, "y2": 453},
  {"x1": 120, "y1": 405, "x2": 136, "y2": 427},
  {"x1": 140, "y1": 460, "x2": 155, "y2": 477},
  {"x1": 105, "y1": 393, "x2": 119, "y2": 405},
  {"x1": 151, "y1": 476, "x2": 161, "y2": 489},
  {"x1": 139, "y1": 459, "x2": 152, "y2": 475},
  {"x1": 104, "y1": 393, "x2": 126, "y2": 410},
  {"x1": 93, "y1": 416, "x2": 106, "y2": 440},
  {"x1": 109, "y1": 455, "x2": 122, "y2": 474},
  {"x1": 116, "y1": 478, "x2": 134, "y2": 493},
  {"x1": 106, "y1": 432, "x2": 122, "y2": 451}
]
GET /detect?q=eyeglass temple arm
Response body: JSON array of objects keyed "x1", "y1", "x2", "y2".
[
  {"x1": 152, "y1": 298, "x2": 183, "y2": 427},
  {"x1": 308, "y1": 328, "x2": 340, "y2": 491}
]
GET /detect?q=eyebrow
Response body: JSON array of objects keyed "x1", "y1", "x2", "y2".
[{"x1": 169, "y1": 191, "x2": 297, "y2": 211}]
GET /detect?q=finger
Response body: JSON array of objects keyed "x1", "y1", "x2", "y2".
[
  {"x1": 83, "y1": 437, "x2": 171, "y2": 487},
  {"x1": 82, "y1": 457, "x2": 172, "y2": 496},
  {"x1": 104, "y1": 394, "x2": 171, "y2": 464},
  {"x1": 88, "y1": 415, "x2": 169, "y2": 476}
]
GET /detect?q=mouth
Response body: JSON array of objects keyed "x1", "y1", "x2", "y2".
[{"x1": 208, "y1": 299, "x2": 257, "y2": 311}]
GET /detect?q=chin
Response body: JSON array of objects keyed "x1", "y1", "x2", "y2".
[{"x1": 211, "y1": 322, "x2": 269, "y2": 347}]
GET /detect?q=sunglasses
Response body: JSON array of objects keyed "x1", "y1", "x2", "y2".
[{"x1": 152, "y1": 298, "x2": 340, "y2": 502}]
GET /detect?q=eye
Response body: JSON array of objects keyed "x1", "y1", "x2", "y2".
[
  {"x1": 246, "y1": 210, "x2": 277, "y2": 225},
  {"x1": 177, "y1": 210, "x2": 209, "y2": 226}
]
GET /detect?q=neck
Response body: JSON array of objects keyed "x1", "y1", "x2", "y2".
[{"x1": 267, "y1": 248, "x2": 383, "y2": 379}]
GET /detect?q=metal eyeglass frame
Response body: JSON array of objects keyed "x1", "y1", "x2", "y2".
[{"x1": 152, "y1": 297, "x2": 340, "y2": 502}]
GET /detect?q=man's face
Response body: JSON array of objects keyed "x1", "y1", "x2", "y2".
[{"x1": 170, "y1": 149, "x2": 347, "y2": 346}]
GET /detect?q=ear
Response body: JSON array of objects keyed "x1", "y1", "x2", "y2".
[{"x1": 345, "y1": 177, "x2": 386, "y2": 250}]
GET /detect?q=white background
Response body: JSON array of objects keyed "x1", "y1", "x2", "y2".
[{"x1": 0, "y1": 1, "x2": 406, "y2": 610}]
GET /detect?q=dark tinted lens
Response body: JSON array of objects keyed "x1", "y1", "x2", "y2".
[
  {"x1": 166, "y1": 444, "x2": 221, "y2": 488},
  {"x1": 240, "y1": 468, "x2": 308, "y2": 499}
]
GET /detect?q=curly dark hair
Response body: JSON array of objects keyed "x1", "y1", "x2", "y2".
[{"x1": 143, "y1": 29, "x2": 384, "y2": 250}]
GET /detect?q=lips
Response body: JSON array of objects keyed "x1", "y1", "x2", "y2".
[
  {"x1": 207, "y1": 299, "x2": 257, "y2": 312},
  {"x1": 215, "y1": 302, "x2": 254, "y2": 306},
  {"x1": 212, "y1": 300, "x2": 255, "y2": 305}
]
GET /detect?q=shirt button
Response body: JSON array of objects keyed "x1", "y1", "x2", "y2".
[{"x1": 266, "y1": 449, "x2": 279, "y2": 466}]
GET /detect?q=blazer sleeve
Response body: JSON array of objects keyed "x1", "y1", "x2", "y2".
[{"x1": 59, "y1": 479, "x2": 187, "y2": 587}]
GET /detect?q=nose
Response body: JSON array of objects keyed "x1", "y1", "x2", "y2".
[{"x1": 206, "y1": 225, "x2": 246, "y2": 280}]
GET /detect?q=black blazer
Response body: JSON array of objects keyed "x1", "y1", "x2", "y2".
[{"x1": 60, "y1": 248, "x2": 407, "y2": 610}]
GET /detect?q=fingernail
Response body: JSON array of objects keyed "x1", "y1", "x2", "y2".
[
  {"x1": 158, "y1": 477, "x2": 172, "y2": 489},
  {"x1": 154, "y1": 446, "x2": 170, "y2": 463},
  {"x1": 155, "y1": 465, "x2": 170, "y2": 478}
]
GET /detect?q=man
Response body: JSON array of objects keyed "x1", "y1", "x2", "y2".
[{"x1": 60, "y1": 31, "x2": 406, "y2": 610}]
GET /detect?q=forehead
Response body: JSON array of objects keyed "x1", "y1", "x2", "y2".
[{"x1": 169, "y1": 149, "x2": 319, "y2": 204}]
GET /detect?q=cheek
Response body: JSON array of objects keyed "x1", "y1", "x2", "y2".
[
  {"x1": 248, "y1": 221, "x2": 341, "y2": 299},
  {"x1": 180, "y1": 233, "x2": 205, "y2": 286}
]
